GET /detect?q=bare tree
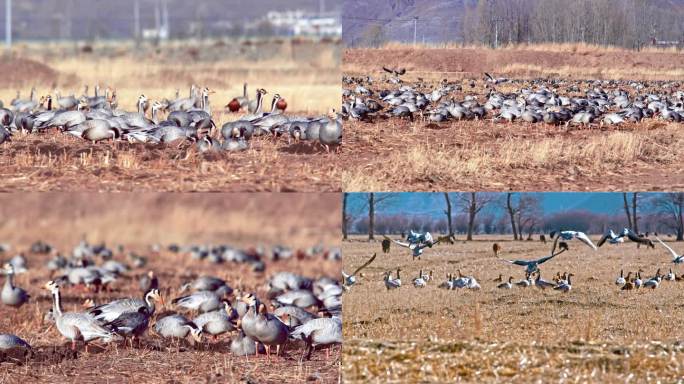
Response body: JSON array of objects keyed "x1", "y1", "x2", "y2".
[
  {"x1": 342, "y1": 193, "x2": 349, "y2": 240},
  {"x1": 651, "y1": 193, "x2": 684, "y2": 241},
  {"x1": 517, "y1": 194, "x2": 543, "y2": 239},
  {"x1": 623, "y1": 193, "x2": 633, "y2": 230},
  {"x1": 367, "y1": 193, "x2": 393, "y2": 241},
  {"x1": 457, "y1": 192, "x2": 495, "y2": 241},
  {"x1": 444, "y1": 193, "x2": 453, "y2": 237},
  {"x1": 506, "y1": 192, "x2": 519, "y2": 240},
  {"x1": 632, "y1": 192, "x2": 639, "y2": 234}
]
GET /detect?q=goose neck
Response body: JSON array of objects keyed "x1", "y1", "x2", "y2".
[{"x1": 52, "y1": 288, "x2": 63, "y2": 317}]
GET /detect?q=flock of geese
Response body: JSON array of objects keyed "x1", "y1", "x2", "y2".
[
  {"x1": 0, "y1": 239, "x2": 342, "y2": 361},
  {"x1": 0, "y1": 84, "x2": 342, "y2": 152},
  {"x1": 342, "y1": 228, "x2": 684, "y2": 295},
  {"x1": 342, "y1": 70, "x2": 684, "y2": 126}
]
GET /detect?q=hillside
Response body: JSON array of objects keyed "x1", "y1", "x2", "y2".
[{"x1": 343, "y1": 0, "x2": 684, "y2": 47}]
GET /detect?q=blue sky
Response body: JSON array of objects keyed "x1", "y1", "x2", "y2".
[{"x1": 346, "y1": 192, "x2": 656, "y2": 218}]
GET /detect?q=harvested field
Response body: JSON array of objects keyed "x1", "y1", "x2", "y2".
[
  {"x1": 0, "y1": 193, "x2": 342, "y2": 383},
  {"x1": 342, "y1": 235, "x2": 684, "y2": 382},
  {"x1": 342, "y1": 45, "x2": 684, "y2": 191},
  {"x1": 0, "y1": 39, "x2": 341, "y2": 192}
]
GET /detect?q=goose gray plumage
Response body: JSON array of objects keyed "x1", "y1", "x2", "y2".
[
  {"x1": 172, "y1": 290, "x2": 222, "y2": 313},
  {"x1": 289, "y1": 316, "x2": 341, "y2": 360},
  {"x1": 154, "y1": 314, "x2": 203, "y2": 342},
  {"x1": 2, "y1": 263, "x2": 30, "y2": 308},
  {"x1": 0, "y1": 334, "x2": 31, "y2": 351},
  {"x1": 88, "y1": 288, "x2": 163, "y2": 323},
  {"x1": 43, "y1": 281, "x2": 120, "y2": 350},
  {"x1": 231, "y1": 328, "x2": 266, "y2": 356},
  {"x1": 192, "y1": 302, "x2": 237, "y2": 339}
]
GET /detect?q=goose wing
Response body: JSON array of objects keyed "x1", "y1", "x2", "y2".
[
  {"x1": 388, "y1": 238, "x2": 412, "y2": 249},
  {"x1": 496, "y1": 255, "x2": 531, "y2": 266},
  {"x1": 382, "y1": 66, "x2": 394, "y2": 74},
  {"x1": 574, "y1": 231, "x2": 597, "y2": 250},
  {"x1": 350, "y1": 253, "x2": 377, "y2": 277},
  {"x1": 655, "y1": 237, "x2": 679, "y2": 260},
  {"x1": 484, "y1": 72, "x2": 494, "y2": 81},
  {"x1": 596, "y1": 229, "x2": 612, "y2": 247}
]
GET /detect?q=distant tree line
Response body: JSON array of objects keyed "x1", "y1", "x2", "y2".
[
  {"x1": 461, "y1": 0, "x2": 684, "y2": 49},
  {"x1": 344, "y1": 193, "x2": 684, "y2": 241}
]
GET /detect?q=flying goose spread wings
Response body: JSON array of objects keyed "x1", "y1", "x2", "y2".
[{"x1": 655, "y1": 237, "x2": 684, "y2": 263}]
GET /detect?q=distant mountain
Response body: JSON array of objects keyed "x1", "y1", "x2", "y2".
[
  {"x1": 0, "y1": 0, "x2": 341, "y2": 40},
  {"x1": 343, "y1": 0, "x2": 467, "y2": 47}
]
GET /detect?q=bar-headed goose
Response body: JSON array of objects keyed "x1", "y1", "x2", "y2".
[
  {"x1": 154, "y1": 314, "x2": 203, "y2": 342},
  {"x1": 0, "y1": 334, "x2": 31, "y2": 351},
  {"x1": 192, "y1": 302, "x2": 237, "y2": 339},
  {"x1": 172, "y1": 290, "x2": 222, "y2": 313},
  {"x1": 615, "y1": 269, "x2": 626, "y2": 285},
  {"x1": 2, "y1": 263, "x2": 30, "y2": 308},
  {"x1": 243, "y1": 294, "x2": 289, "y2": 358},
  {"x1": 289, "y1": 316, "x2": 341, "y2": 360},
  {"x1": 88, "y1": 288, "x2": 164, "y2": 323},
  {"x1": 43, "y1": 281, "x2": 120, "y2": 350}
]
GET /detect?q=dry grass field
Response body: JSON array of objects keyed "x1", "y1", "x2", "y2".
[
  {"x1": 0, "y1": 39, "x2": 342, "y2": 192},
  {"x1": 342, "y1": 235, "x2": 684, "y2": 382},
  {"x1": 0, "y1": 193, "x2": 342, "y2": 383},
  {"x1": 342, "y1": 44, "x2": 684, "y2": 191}
]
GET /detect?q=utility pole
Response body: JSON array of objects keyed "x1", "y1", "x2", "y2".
[
  {"x1": 5, "y1": 0, "x2": 11, "y2": 50},
  {"x1": 413, "y1": 17, "x2": 418, "y2": 46}
]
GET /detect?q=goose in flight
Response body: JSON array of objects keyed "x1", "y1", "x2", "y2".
[
  {"x1": 382, "y1": 66, "x2": 406, "y2": 76},
  {"x1": 655, "y1": 237, "x2": 684, "y2": 264},
  {"x1": 384, "y1": 235, "x2": 441, "y2": 260},
  {"x1": 597, "y1": 228, "x2": 628, "y2": 247},
  {"x1": 550, "y1": 230, "x2": 597, "y2": 251},
  {"x1": 342, "y1": 253, "x2": 377, "y2": 288},
  {"x1": 496, "y1": 237, "x2": 568, "y2": 274},
  {"x1": 624, "y1": 229, "x2": 655, "y2": 248}
]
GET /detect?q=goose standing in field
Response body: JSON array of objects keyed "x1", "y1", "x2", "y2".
[
  {"x1": 43, "y1": 281, "x2": 120, "y2": 350},
  {"x1": 289, "y1": 316, "x2": 342, "y2": 360},
  {"x1": 226, "y1": 83, "x2": 249, "y2": 112},
  {"x1": 230, "y1": 329, "x2": 265, "y2": 356},
  {"x1": 192, "y1": 301, "x2": 237, "y2": 340},
  {"x1": 105, "y1": 307, "x2": 151, "y2": 347},
  {"x1": 665, "y1": 268, "x2": 675, "y2": 281},
  {"x1": 342, "y1": 253, "x2": 376, "y2": 289},
  {"x1": 2, "y1": 263, "x2": 30, "y2": 308},
  {"x1": 497, "y1": 276, "x2": 513, "y2": 289},
  {"x1": 154, "y1": 314, "x2": 203, "y2": 343},
  {"x1": 655, "y1": 237, "x2": 684, "y2": 264},
  {"x1": 553, "y1": 273, "x2": 574, "y2": 293},
  {"x1": 615, "y1": 270, "x2": 627, "y2": 285},
  {"x1": 242, "y1": 295, "x2": 289, "y2": 359},
  {"x1": 493, "y1": 274, "x2": 503, "y2": 283},
  {"x1": 621, "y1": 279, "x2": 634, "y2": 290},
  {"x1": 413, "y1": 270, "x2": 427, "y2": 288},
  {"x1": 384, "y1": 268, "x2": 402, "y2": 290},
  {"x1": 550, "y1": 230, "x2": 597, "y2": 251},
  {"x1": 88, "y1": 288, "x2": 164, "y2": 323},
  {"x1": 634, "y1": 271, "x2": 643, "y2": 289},
  {"x1": 0, "y1": 334, "x2": 31, "y2": 351},
  {"x1": 496, "y1": 237, "x2": 568, "y2": 274},
  {"x1": 533, "y1": 271, "x2": 556, "y2": 290},
  {"x1": 643, "y1": 269, "x2": 662, "y2": 289},
  {"x1": 514, "y1": 274, "x2": 533, "y2": 288},
  {"x1": 318, "y1": 109, "x2": 342, "y2": 153}
]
